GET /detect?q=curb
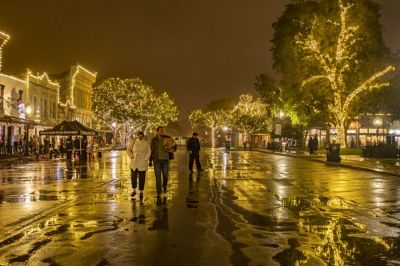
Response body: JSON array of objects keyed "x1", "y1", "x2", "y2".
[
  {"x1": 0, "y1": 156, "x2": 36, "y2": 163},
  {"x1": 255, "y1": 149, "x2": 400, "y2": 177}
]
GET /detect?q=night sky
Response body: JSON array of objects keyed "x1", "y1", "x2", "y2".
[{"x1": 0, "y1": 0, "x2": 399, "y2": 124}]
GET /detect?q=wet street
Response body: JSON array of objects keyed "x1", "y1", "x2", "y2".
[{"x1": 0, "y1": 149, "x2": 400, "y2": 266}]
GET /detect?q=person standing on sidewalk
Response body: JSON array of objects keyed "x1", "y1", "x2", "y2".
[
  {"x1": 150, "y1": 126, "x2": 177, "y2": 197},
  {"x1": 186, "y1": 132, "x2": 203, "y2": 173},
  {"x1": 127, "y1": 132, "x2": 151, "y2": 202}
]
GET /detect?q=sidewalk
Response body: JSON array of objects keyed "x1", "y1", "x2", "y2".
[
  {"x1": 0, "y1": 154, "x2": 36, "y2": 163},
  {"x1": 255, "y1": 149, "x2": 400, "y2": 177}
]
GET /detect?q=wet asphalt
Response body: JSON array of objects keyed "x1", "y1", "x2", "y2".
[{"x1": 0, "y1": 148, "x2": 399, "y2": 266}]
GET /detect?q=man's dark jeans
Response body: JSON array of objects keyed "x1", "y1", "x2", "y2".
[
  {"x1": 154, "y1": 160, "x2": 169, "y2": 194},
  {"x1": 189, "y1": 153, "x2": 201, "y2": 171}
]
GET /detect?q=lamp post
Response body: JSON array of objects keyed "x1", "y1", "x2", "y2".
[
  {"x1": 276, "y1": 110, "x2": 285, "y2": 150},
  {"x1": 373, "y1": 117, "x2": 383, "y2": 143},
  {"x1": 111, "y1": 122, "x2": 117, "y2": 149},
  {"x1": 24, "y1": 106, "x2": 32, "y2": 155},
  {"x1": 223, "y1": 126, "x2": 231, "y2": 150}
]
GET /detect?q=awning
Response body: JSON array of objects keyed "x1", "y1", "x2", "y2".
[
  {"x1": 0, "y1": 115, "x2": 34, "y2": 125},
  {"x1": 39, "y1": 120, "x2": 97, "y2": 136}
]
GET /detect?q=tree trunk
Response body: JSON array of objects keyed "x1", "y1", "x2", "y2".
[
  {"x1": 211, "y1": 127, "x2": 216, "y2": 148},
  {"x1": 302, "y1": 130, "x2": 308, "y2": 150},
  {"x1": 249, "y1": 133, "x2": 253, "y2": 150},
  {"x1": 336, "y1": 120, "x2": 346, "y2": 147},
  {"x1": 325, "y1": 124, "x2": 331, "y2": 145}
]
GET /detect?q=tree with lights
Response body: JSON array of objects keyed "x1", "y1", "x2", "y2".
[
  {"x1": 272, "y1": 0, "x2": 395, "y2": 146},
  {"x1": 188, "y1": 109, "x2": 230, "y2": 148},
  {"x1": 144, "y1": 91, "x2": 179, "y2": 134},
  {"x1": 231, "y1": 94, "x2": 269, "y2": 148},
  {"x1": 92, "y1": 77, "x2": 179, "y2": 136},
  {"x1": 254, "y1": 72, "x2": 327, "y2": 148}
]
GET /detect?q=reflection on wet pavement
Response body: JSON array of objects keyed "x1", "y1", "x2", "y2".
[{"x1": 0, "y1": 149, "x2": 399, "y2": 265}]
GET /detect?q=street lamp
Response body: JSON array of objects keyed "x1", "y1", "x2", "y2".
[
  {"x1": 279, "y1": 110, "x2": 285, "y2": 119},
  {"x1": 111, "y1": 122, "x2": 117, "y2": 149},
  {"x1": 373, "y1": 118, "x2": 383, "y2": 143},
  {"x1": 26, "y1": 106, "x2": 32, "y2": 116},
  {"x1": 25, "y1": 105, "x2": 32, "y2": 155}
]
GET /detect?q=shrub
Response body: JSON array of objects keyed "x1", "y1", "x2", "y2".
[
  {"x1": 316, "y1": 148, "x2": 362, "y2": 156},
  {"x1": 362, "y1": 144, "x2": 399, "y2": 158}
]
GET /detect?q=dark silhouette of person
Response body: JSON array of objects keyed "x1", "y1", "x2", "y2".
[
  {"x1": 308, "y1": 137, "x2": 314, "y2": 154},
  {"x1": 81, "y1": 136, "x2": 88, "y2": 161},
  {"x1": 312, "y1": 136, "x2": 319, "y2": 151},
  {"x1": 186, "y1": 132, "x2": 203, "y2": 173},
  {"x1": 66, "y1": 137, "x2": 73, "y2": 160}
]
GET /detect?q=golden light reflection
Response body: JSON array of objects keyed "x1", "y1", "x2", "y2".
[{"x1": 372, "y1": 178, "x2": 386, "y2": 208}]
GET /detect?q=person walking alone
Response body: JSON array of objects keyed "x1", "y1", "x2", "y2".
[
  {"x1": 308, "y1": 137, "x2": 315, "y2": 155},
  {"x1": 127, "y1": 132, "x2": 151, "y2": 202},
  {"x1": 150, "y1": 126, "x2": 177, "y2": 197},
  {"x1": 187, "y1": 132, "x2": 203, "y2": 173}
]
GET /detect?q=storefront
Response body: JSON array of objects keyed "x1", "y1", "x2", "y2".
[{"x1": 0, "y1": 116, "x2": 33, "y2": 154}]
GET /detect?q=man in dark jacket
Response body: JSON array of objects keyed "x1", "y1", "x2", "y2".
[
  {"x1": 187, "y1": 132, "x2": 203, "y2": 173},
  {"x1": 66, "y1": 137, "x2": 73, "y2": 160},
  {"x1": 150, "y1": 126, "x2": 177, "y2": 197}
]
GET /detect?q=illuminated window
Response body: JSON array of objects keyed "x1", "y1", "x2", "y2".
[
  {"x1": 0, "y1": 85, "x2": 4, "y2": 110},
  {"x1": 44, "y1": 99, "x2": 47, "y2": 118}
]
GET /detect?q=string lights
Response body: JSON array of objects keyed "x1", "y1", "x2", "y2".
[
  {"x1": 69, "y1": 64, "x2": 97, "y2": 109},
  {"x1": 0, "y1": 30, "x2": 10, "y2": 72},
  {"x1": 296, "y1": 0, "x2": 395, "y2": 146},
  {"x1": 92, "y1": 77, "x2": 178, "y2": 133}
]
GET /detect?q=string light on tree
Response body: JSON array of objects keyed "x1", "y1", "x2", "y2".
[
  {"x1": 295, "y1": 0, "x2": 395, "y2": 146},
  {"x1": 92, "y1": 77, "x2": 179, "y2": 135}
]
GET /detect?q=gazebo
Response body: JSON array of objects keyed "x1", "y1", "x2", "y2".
[
  {"x1": 39, "y1": 120, "x2": 97, "y2": 160},
  {"x1": 39, "y1": 120, "x2": 97, "y2": 136}
]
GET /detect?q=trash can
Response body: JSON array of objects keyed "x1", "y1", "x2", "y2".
[
  {"x1": 326, "y1": 143, "x2": 341, "y2": 162},
  {"x1": 225, "y1": 141, "x2": 231, "y2": 150}
]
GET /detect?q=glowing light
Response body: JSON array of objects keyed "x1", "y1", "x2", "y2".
[
  {"x1": 0, "y1": 30, "x2": 10, "y2": 71},
  {"x1": 26, "y1": 106, "x2": 32, "y2": 115},
  {"x1": 69, "y1": 64, "x2": 97, "y2": 108},
  {"x1": 373, "y1": 118, "x2": 383, "y2": 127},
  {"x1": 0, "y1": 73, "x2": 25, "y2": 83},
  {"x1": 296, "y1": 0, "x2": 395, "y2": 146}
]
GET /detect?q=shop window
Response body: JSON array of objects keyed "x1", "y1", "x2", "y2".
[{"x1": 0, "y1": 85, "x2": 4, "y2": 110}]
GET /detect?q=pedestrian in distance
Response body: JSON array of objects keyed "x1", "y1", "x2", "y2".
[
  {"x1": 66, "y1": 137, "x2": 73, "y2": 160},
  {"x1": 149, "y1": 126, "x2": 177, "y2": 197},
  {"x1": 308, "y1": 137, "x2": 314, "y2": 154},
  {"x1": 127, "y1": 132, "x2": 151, "y2": 202},
  {"x1": 312, "y1": 136, "x2": 319, "y2": 152},
  {"x1": 187, "y1": 132, "x2": 204, "y2": 173}
]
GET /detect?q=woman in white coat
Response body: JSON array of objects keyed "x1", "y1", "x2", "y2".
[{"x1": 127, "y1": 132, "x2": 151, "y2": 201}]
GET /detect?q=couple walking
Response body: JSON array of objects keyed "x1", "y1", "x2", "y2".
[
  {"x1": 127, "y1": 128, "x2": 204, "y2": 201},
  {"x1": 127, "y1": 126, "x2": 177, "y2": 200}
]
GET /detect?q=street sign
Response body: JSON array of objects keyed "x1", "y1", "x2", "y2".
[{"x1": 275, "y1": 124, "x2": 282, "y2": 136}]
